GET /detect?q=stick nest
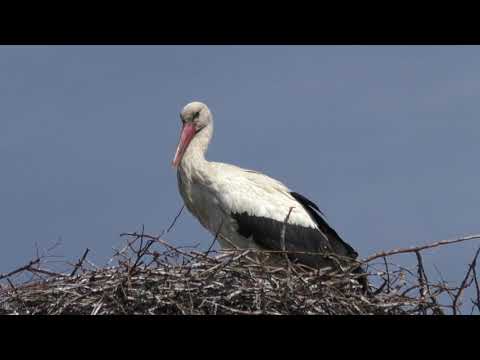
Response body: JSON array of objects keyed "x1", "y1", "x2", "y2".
[{"x1": 1, "y1": 230, "x2": 479, "y2": 315}]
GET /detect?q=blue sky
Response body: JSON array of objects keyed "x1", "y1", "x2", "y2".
[{"x1": 1, "y1": 46, "x2": 479, "y2": 309}]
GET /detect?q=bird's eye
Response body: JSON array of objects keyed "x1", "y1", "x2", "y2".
[{"x1": 193, "y1": 111, "x2": 200, "y2": 119}]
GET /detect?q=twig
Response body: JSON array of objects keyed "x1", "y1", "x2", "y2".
[
  {"x1": 363, "y1": 234, "x2": 480, "y2": 263},
  {"x1": 432, "y1": 263, "x2": 456, "y2": 303},
  {"x1": 280, "y1": 207, "x2": 294, "y2": 267},
  {"x1": 280, "y1": 207, "x2": 294, "y2": 253},
  {"x1": 0, "y1": 258, "x2": 40, "y2": 281},
  {"x1": 383, "y1": 256, "x2": 390, "y2": 293},
  {"x1": 453, "y1": 246, "x2": 480, "y2": 315},
  {"x1": 120, "y1": 232, "x2": 196, "y2": 259},
  {"x1": 205, "y1": 219, "x2": 224, "y2": 256},
  {"x1": 70, "y1": 248, "x2": 90, "y2": 277},
  {"x1": 128, "y1": 228, "x2": 156, "y2": 276},
  {"x1": 167, "y1": 205, "x2": 184, "y2": 233},
  {"x1": 471, "y1": 265, "x2": 480, "y2": 313},
  {"x1": 91, "y1": 297, "x2": 104, "y2": 315},
  {"x1": 28, "y1": 268, "x2": 65, "y2": 278},
  {"x1": 415, "y1": 251, "x2": 427, "y2": 314}
]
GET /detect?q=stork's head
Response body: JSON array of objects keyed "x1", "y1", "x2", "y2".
[{"x1": 172, "y1": 101, "x2": 212, "y2": 167}]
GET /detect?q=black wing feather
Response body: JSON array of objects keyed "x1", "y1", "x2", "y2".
[
  {"x1": 232, "y1": 211, "x2": 333, "y2": 267},
  {"x1": 288, "y1": 191, "x2": 325, "y2": 216},
  {"x1": 290, "y1": 192, "x2": 358, "y2": 259},
  {"x1": 231, "y1": 191, "x2": 358, "y2": 269}
]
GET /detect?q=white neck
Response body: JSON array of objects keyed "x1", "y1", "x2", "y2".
[{"x1": 178, "y1": 122, "x2": 213, "y2": 175}]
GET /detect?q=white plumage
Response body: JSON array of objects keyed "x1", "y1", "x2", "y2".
[{"x1": 172, "y1": 101, "x2": 359, "y2": 269}]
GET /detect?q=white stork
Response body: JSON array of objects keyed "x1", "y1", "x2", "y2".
[{"x1": 172, "y1": 101, "x2": 362, "y2": 274}]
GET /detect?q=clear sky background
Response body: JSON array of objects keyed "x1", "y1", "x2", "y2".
[{"x1": 1, "y1": 46, "x2": 479, "y2": 310}]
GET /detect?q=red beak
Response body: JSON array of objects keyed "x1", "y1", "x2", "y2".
[{"x1": 172, "y1": 122, "x2": 196, "y2": 167}]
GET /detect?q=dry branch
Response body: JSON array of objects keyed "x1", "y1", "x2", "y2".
[
  {"x1": 363, "y1": 234, "x2": 480, "y2": 263},
  {"x1": 453, "y1": 246, "x2": 480, "y2": 315}
]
